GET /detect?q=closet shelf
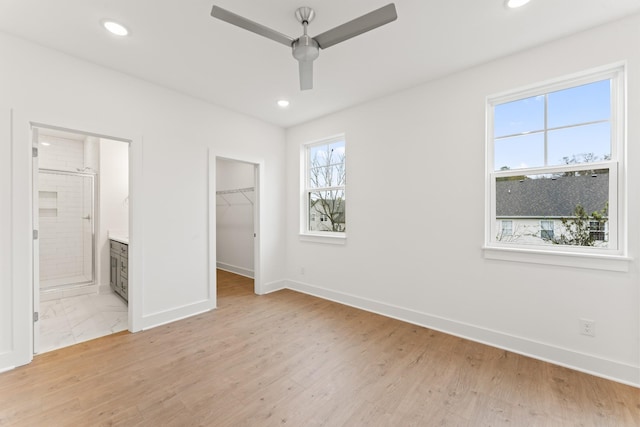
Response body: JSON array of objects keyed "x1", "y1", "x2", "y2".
[
  {"x1": 216, "y1": 187, "x2": 254, "y2": 205},
  {"x1": 216, "y1": 187, "x2": 254, "y2": 195}
]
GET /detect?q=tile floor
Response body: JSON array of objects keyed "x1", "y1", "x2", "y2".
[{"x1": 39, "y1": 292, "x2": 128, "y2": 353}]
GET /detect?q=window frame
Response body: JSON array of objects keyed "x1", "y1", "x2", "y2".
[
  {"x1": 300, "y1": 134, "x2": 347, "y2": 244},
  {"x1": 483, "y1": 64, "x2": 629, "y2": 271}
]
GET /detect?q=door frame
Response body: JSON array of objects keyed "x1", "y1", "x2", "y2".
[
  {"x1": 29, "y1": 122, "x2": 140, "y2": 354},
  {"x1": 209, "y1": 150, "x2": 264, "y2": 299},
  {"x1": 31, "y1": 128, "x2": 40, "y2": 352}
]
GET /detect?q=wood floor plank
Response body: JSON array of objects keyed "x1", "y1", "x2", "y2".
[{"x1": 0, "y1": 269, "x2": 638, "y2": 426}]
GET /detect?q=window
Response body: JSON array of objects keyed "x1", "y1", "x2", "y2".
[
  {"x1": 540, "y1": 220, "x2": 554, "y2": 240},
  {"x1": 303, "y1": 135, "x2": 346, "y2": 237},
  {"x1": 589, "y1": 221, "x2": 606, "y2": 241},
  {"x1": 501, "y1": 220, "x2": 513, "y2": 237},
  {"x1": 486, "y1": 65, "x2": 626, "y2": 266}
]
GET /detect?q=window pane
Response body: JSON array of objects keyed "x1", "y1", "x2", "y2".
[
  {"x1": 589, "y1": 221, "x2": 606, "y2": 241},
  {"x1": 494, "y1": 95, "x2": 544, "y2": 138},
  {"x1": 309, "y1": 166, "x2": 328, "y2": 188},
  {"x1": 308, "y1": 141, "x2": 346, "y2": 188},
  {"x1": 548, "y1": 80, "x2": 610, "y2": 128},
  {"x1": 309, "y1": 142, "x2": 345, "y2": 165},
  {"x1": 500, "y1": 220, "x2": 513, "y2": 237},
  {"x1": 540, "y1": 220, "x2": 555, "y2": 240},
  {"x1": 308, "y1": 190, "x2": 346, "y2": 232},
  {"x1": 329, "y1": 140, "x2": 346, "y2": 157},
  {"x1": 547, "y1": 122, "x2": 611, "y2": 166},
  {"x1": 494, "y1": 133, "x2": 544, "y2": 170},
  {"x1": 495, "y1": 170, "x2": 609, "y2": 247},
  {"x1": 308, "y1": 144, "x2": 327, "y2": 163},
  {"x1": 309, "y1": 164, "x2": 346, "y2": 188}
]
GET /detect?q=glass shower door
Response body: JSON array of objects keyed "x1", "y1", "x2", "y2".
[{"x1": 38, "y1": 170, "x2": 95, "y2": 291}]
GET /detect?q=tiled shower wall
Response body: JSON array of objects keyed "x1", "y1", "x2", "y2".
[
  {"x1": 38, "y1": 136, "x2": 94, "y2": 289},
  {"x1": 39, "y1": 136, "x2": 85, "y2": 171}
]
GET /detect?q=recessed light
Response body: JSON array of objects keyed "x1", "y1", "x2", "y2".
[
  {"x1": 277, "y1": 99, "x2": 290, "y2": 108},
  {"x1": 506, "y1": 0, "x2": 531, "y2": 8},
  {"x1": 102, "y1": 20, "x2": 129, "y2": 36},
  {"x1": 40, "y1": 142, "x2": 50, "y2": 146}
]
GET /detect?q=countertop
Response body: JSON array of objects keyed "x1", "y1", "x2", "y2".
[{"x1": 108, "y1": 233, "x2": 129, "y2": 245}]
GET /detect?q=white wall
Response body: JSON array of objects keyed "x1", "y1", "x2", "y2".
[
  {"x1": 0, "y1": 31, "x2": 286, "y2": 370},
  {"x1": 98, "y1": 139, "x2": 129, "y2": 293},
  {"x1": 0, "y1": 109, "x2": 12, "y2": 368},
  {"x1": 284, "y1": 14, "x2": 640, "y2": 386},
  {"x1": 216, "y1": 158, "x2": 255, "y2": 278}
]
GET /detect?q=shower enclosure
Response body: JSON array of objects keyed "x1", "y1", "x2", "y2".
[{"x1": 38, "y1": 169, "x2": 95, "y2": 292}]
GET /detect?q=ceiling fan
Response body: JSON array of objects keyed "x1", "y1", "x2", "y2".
[{"x1": 210, "y1": 3, "x2": 398, "y2": 90}]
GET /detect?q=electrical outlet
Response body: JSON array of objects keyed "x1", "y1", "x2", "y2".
[
  {"x1": 300, "y1": 267, "x2": 305, "y2": 275},
  {"x1": 579, "y1": 318, "x2": 595, "y2": 337}
]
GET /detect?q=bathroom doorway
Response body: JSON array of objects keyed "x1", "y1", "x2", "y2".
[{"x1": 32, "y1": 125, "x2": 130, "y2": 353}]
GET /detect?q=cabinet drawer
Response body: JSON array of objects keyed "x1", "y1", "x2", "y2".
[{"x1": 120, "y1": 277, "x2": 128, "y2": 300}]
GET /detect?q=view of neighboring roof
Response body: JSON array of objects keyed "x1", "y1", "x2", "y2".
[{"x1": 496, "y1": 173, "x2": 608, "y2": 217}]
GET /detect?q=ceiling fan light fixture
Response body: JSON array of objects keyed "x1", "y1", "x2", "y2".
[
  {"x1": 506, "y1": 0, "x2": 531, "y2": 8},
  {"x1": 102, "y1": 20, "x2": 129, "y2": 36}
]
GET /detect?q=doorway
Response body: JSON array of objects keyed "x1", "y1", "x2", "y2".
[
  {"x1": 215, "y1": 156, "x2": 260, "y2": 295},
  {"x1": 32, "y1": 125, "x2": 130, "y2": 353}
]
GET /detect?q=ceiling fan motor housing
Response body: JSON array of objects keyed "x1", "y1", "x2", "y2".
[{"x1": 292, "y1": 34, "x2": 319, "y2": 61}]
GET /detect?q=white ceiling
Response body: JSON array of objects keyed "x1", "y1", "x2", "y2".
[{"x1": 1, "y1": 0, "x2": 639, "y2": 128}]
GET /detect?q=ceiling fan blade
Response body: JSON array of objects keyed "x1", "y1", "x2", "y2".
[
  {"x1": 313, "y1": 3, "x2": 397, "y2": 49},
  {"x1": 211, "y1": 5, "x2": 294, "y2": 47},
  {"x1": 299, "y1": 60, "x2": 313, "y2": 90}
]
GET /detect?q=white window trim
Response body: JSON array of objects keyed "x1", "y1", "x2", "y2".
[
  {"x1": 483, "y1": 63, "x2": 630, "y2": 271},
  {"x1": 299, "y1": 134, "x2": 347, "y2": 244}
]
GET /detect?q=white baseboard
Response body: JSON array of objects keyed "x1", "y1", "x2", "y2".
[
  {"x1": 0, "y1": 365, "x2": 16, "y2": 374},
  {"x1": 216, "y1": 262, "x2": 254, "y2": 279},
  {"x1": 282, "y1": 279, "x2": 639, "y2": 388},
  {"x1": 140, "y1": 299, "x2": 214, "y2": 331},
  {"x1": 261, "y1": 279, "x2": 287, "y2": 294}
]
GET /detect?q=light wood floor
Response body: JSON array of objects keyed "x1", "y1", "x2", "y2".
[{"x1": 1, "y1": 270, "x2": 638, "y2": 426}]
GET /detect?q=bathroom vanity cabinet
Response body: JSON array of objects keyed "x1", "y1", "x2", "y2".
[{"x1": 110, "y1": 239, "x2": 128, "y2": 302}]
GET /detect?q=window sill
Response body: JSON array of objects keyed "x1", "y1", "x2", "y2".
[
  {"x1": 482, "y1": 246, "x2": 631, "y2": 272},
  {"x1": 299, "y1": 233, "x2": 347, "y2": 245}
]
